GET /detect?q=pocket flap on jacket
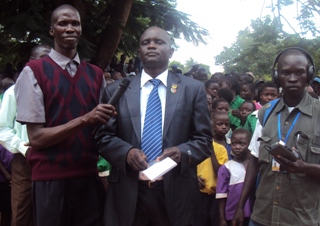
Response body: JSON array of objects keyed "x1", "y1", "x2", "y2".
[{"x1": 257, "y1": 136, "x2": 272, "y2": 143}]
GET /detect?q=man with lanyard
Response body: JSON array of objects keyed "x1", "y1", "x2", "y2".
[{"x1": 233, "y1": 48, "x2": 320, "y2": 226}]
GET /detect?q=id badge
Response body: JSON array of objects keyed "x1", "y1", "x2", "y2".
[{"x1": 271, "y1": 158, "x2": 281, "y2": 172}]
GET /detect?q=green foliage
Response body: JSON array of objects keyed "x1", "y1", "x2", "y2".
[
  {"x1": 297, "y1": 2, "x2": 320, "y2": 36},
  {"x1": 270, "y1": 0, "x2": 320, "y2": 36},
  {"x1": 182, "y1": 58, "x2": 210, "y2": 74},
  {"x1": 120, "y1": 0, "x2": 209, "y2": 56},
  {"x1": 0, "y1": 0, "x2": 209, "y2": 70},
  {"x1": 168, "y1": 58, "x2": 211, "y2": 75},
  {"x1": 215, "y1": 0, "x2": 320, "y2": 78},
  {"x1": 215, "y1": 16, "x2": 320, "y2": 78}
]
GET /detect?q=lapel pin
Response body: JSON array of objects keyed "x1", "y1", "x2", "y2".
[{"x1": 171, "y1": 83, "x2": 178, "y2": 93}]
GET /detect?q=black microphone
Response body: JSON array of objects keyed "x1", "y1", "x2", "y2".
[{"x1": 107, "y1": 78, "x2": 131, "y2": 106}]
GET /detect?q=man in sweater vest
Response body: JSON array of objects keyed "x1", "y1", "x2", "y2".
[{"x1": 14, "y1": 4, "x2": 115, "y2": 226}]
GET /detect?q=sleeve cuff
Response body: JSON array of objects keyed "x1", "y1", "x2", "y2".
[
  {"x1": 19, "y1": 143, "x2": 29, "y2": 156},
  {"x1": 216, "y1": 193, "x2": 228, "y2": 199},
  {"x1": 98, "y1": 170, "x2": 110, "y2": 177},
  {"x1": 249, "y1": 145, "x2": 259, "y2": 158}
]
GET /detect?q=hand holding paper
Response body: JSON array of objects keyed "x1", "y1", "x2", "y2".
[
  {"x1": 140, "y1": 157, "x2": 177, "y2": 181},
  {"x1": 158, "y1": 147, "x2": 181, "y2": 163}
]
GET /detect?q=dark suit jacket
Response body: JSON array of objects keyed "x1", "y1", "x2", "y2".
[{"x1": 96, "y1": 72, "x2": 212, "y2": 226}]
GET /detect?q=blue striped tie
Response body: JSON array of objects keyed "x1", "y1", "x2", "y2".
[{"x1": 142, "y1": 79, "x2": 162, "y2": 162}]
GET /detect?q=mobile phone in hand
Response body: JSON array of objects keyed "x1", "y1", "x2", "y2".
[{"x1": 266, "y1": 141, "x2": 298, "y2": 162}]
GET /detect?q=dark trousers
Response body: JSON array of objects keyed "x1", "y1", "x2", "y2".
[
  {"x1": 194, "y1": 192, "x2": 219, "y2": 226},
  {"x1": 227, "y1": 218, "x2": 250, "y2": 226},
  {"x1": 132, "y1": 180, "x2": 171, "y2": 226},
  {"x1": 33, "y1": 175, "x2": 105, "y2": 226},
  {"x1": 0, "y1": 182, "x2": 11, "y2": 226},
  {"x1": 248, "y1": 218, "x2": 265, "y2": 226},
  {"x1": 11, "y1": 153, "x2": 33, "y2": 226}
]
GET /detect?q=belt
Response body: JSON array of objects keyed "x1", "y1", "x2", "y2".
[{"x1": 139, "y1": 180, "x2": 163, "y2": 188}]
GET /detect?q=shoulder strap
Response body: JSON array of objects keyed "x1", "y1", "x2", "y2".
[{"x1": 262, "y1": 98, "x2": 280, "y2": 126}]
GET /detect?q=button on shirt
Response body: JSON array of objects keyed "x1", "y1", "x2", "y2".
[{"x1": 140, "y1": 69, "x2": 167, "y2": 137}]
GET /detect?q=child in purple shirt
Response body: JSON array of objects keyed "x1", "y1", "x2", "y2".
[
  {"x1": 0, "y1": 144, "x2": 12, "y2": 182},
  {"x1": 216, "y1": 128, "x2": 252, "y2": 226}
]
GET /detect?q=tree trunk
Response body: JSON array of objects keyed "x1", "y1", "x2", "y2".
[{"x1": 94, "y1": 0, "x2": 133, "y2": 70}]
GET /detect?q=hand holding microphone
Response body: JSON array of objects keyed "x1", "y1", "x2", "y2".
[
  {"x1": 84, "y1": 78, "x2": 131, "y2": 125},
  {"x1": 107, "y1": 78, "x2": 131, "y2": 106}
]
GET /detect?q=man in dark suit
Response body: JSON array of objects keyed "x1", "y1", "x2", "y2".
[{"x1": 96, "y1": 26, "x2": 213, "y2": 226}]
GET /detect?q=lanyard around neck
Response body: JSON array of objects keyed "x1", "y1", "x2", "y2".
[{"x1": 277, "y1": 111, "x2": 301, "y2": 144}]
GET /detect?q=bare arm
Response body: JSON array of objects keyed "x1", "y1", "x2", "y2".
[
  {"x1": 210, "y1": 151, "x2": 220, "y2": 175},
  {"x1": 218, "y1": 198, "x2": 228, "y2": 226},
  {"x1": 27, "y1": 104, "x2": 116, "y2": 149},
  {"x1": 232, "y1": 154, "x2": 260, "y2": 226},
  {"x1": 276, "y1": 155, "x2": 320, "y2": 180},
  {"x1": 298, "y1": 162, "x2": 320, "y2": 180}
]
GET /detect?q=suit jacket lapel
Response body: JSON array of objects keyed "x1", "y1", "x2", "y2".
[
  {"x1": 125, "y1": 76, "x2": 141, "y2": 144},
  {"x1": 163, "y1": 72, "x2": 182, "y2": 138}
]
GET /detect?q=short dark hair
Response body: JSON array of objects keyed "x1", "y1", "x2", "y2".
[
  {"x1": 210, "y1": 72, "x2": 224, "y2": 79},
  {"x1": 240, "y1": 100, "x2": 256, "y2": 111},
  {"x1": 221, "y1": 76, "x2": 241, "y2": 94},
  {"x1": 217, "y1": 88, "x2": 234, "y2": 104},
  {"x1": 51, "y1": 4, "x2": 79, "y2": 26},
  {"x1": 197, "y1": 67, "x2": 207, "y2": 74},
  {"x1": 259, "y1": 81, "x2": 279, "y2": 94},
  {"x1": 231, "y1": 128, "x2": 251, "y2": 142},
  {"x1": 212, "y1": 98, "x2": 229, "y2": 110},
  {"x1": 205, "y1": 79, "x2": 218, "y2": 88},
  {"x1": 241, "y1": 81, "x2": 256, "y2": 93},
  {"x1": 238, "y1": 73, "x2": 253, "y2": 83}
]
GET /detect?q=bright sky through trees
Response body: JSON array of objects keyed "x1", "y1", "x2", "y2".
[{"x1": 171, "y1": 0, "x2": 311, "y2": 73}]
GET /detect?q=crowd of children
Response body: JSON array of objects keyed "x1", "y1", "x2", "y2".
[
  {"x1": 198, "y1": 72, "x2": 281, "y2": 226},
  {"x1": 1, "y1": 53, "x2": 319, "y2": 225},
  {"x1": 196, "y1": 68, "x2": 320, "y2": 225}
]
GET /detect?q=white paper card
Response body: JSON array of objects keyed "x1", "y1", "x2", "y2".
[{"x1": 141, "y1": 157, "x2": 177, "y2": 181}]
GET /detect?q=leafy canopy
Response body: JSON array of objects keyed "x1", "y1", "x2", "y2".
[{"x1": 0, "y1": 0, "x2": 209, "y2": 70}]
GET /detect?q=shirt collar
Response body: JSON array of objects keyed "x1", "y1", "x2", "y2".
[
  {"x1": 48, "y1": 49, "x2": 81, "y2": 70},
  {"x1": 275, "y1": 91, "x2": 313, "y2": 116},
  {"x1": 140, "y1": 69, "x2": 168, "y2": 88}
]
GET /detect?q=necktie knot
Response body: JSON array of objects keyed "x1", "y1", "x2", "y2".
[
  {"x1": 150, "y1": 79, "x2": 161, "y2": 88},
  {"x1": 67, "y1": 60, "x2": 78, "y2": 76}
]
